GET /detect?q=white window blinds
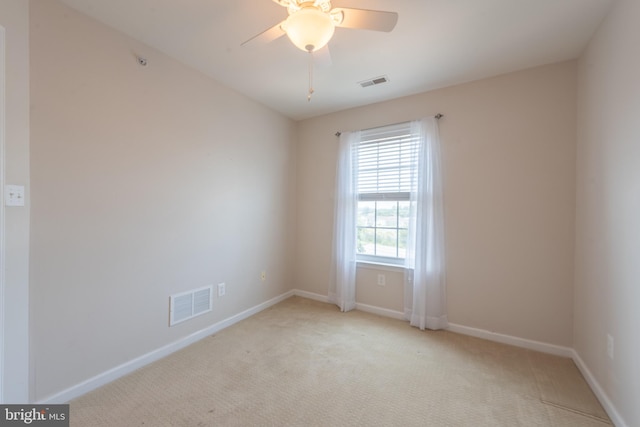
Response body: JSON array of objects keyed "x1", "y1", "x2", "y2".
[{"x1": 356, "y1": 122, "x2": 419, "y2": 200}]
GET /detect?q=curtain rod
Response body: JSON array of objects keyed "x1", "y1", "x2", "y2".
[{"x1": 335, "y1": 114, "x2": 443, "y2": 137}]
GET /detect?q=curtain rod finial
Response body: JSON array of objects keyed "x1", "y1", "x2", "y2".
[
  {"x1": 335, "y1": 132, "x2": 342, "y2": 137},
  {"x1": 435, "y1": 113, "x2": 443, "y2": 120}
]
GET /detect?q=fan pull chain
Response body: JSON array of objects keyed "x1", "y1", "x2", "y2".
[{"x1": 307, "y1": 49, "x2": 315, "y2": 101}]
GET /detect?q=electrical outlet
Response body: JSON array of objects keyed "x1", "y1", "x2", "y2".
[
  {"x1": 377, "y1": 274, "x2": 386, "y2": 286},
  {"x1": 607, "y1": 334, "x2": 614, "y2": 360},
  {"x1": 261, "y1": 271, "x2": 266, "y2": 281},
  {"x1": 217, "y1": 282, "x2": 226, "y2": 297}
]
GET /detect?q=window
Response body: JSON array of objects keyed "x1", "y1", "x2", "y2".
[
  {"x1": 332, "y1": 117, "x2": 446, "y2": 325},
  {"x1": 355, "y1": 122, "x2": 419, "y2": 265}
]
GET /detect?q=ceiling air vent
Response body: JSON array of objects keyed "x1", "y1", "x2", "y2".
[{"x1": 359, "y1": 76, "x2": 389, "y2": 88}]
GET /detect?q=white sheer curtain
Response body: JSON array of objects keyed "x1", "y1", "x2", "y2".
[
  {"x1": 404, "y1": 118, "x2": 448, "y2": 330},
  {"x1": 329, "y1": 131, "x2": 360, "y2": 312}
]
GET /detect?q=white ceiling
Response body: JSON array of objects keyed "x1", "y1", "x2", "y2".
[{"x1": 57, "y1": 0, "x2": 614, "y2": 121}]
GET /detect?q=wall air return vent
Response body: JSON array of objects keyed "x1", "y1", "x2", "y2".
[
  {"x1": 359, "y1": 76, "x2": 389, "y2": 88},
  {"x1": 169, "y1": 285, "x2": 213, "y2": 326}
]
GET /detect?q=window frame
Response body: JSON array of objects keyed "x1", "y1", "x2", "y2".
[{"x1": 354, "y1": 122, "x2": 417, "y2": 266}]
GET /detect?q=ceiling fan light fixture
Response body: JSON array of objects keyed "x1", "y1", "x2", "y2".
[{"x1": 283, "y1": 7, "x2": 335, "y2": 52}]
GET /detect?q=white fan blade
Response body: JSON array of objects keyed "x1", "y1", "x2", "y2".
[
  {"x1": 314, "y1": 45, "x2": 332, "y2": 69},
  {"x1": 241, "y1": 21, "x2": 286, "y2": 47},
  {"x1": 333, "y1": 8, "x2": 398, "y2": 32}
]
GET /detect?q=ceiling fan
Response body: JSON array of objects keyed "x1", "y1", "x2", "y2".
[
  {"x1": 242, "y1": 0, "x2": 398, "y2": 100},
  {"x1": 242, "y1": 0, "x2": 399, "y2": 52}
]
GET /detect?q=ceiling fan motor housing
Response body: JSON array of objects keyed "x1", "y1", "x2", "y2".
[{"x1": 274, "y1": 0, "x2": 332, "y2": 14}]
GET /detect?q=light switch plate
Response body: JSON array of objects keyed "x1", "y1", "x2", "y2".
[{"x1": 5, "y1": 185, "x2": 25, "y2": 207}]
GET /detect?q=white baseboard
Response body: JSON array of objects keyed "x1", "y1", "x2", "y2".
[
  {"x1": 292, "y1": 290, "x2": 405, "y2": 320},
  {"x1": 571, "y1": 350, "x2": 627, "y2": 427},
  {"x1": 446, "y1": 323, "x2": 574, "y2": 358},
  {"x1": 39, "y1": 290, "x2": 295, "y2": 404},
  {"x1": 292, "y1": 289, "x2": 329, "y2": 303},
  {"x1": 355, "y1": 302, "x2": 405, "y2": 320}
]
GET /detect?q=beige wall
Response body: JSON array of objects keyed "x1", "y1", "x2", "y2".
[
  {"x1": 19, "y1": 0, "x2": 637, "y2": 416},
  {"x1": 576, "y1": 0, "x2": 640, "y2": 425},
  {"x1": 0, "y1": 0, "x2": 31, "y2": 403},
  {"x1": 296, "y1": 61, "x2": 577, "y2": 347},
  {"x1": 29, "y1": 0, "x2": 296, "y2": 401}
]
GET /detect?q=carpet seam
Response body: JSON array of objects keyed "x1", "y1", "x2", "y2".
[{"x1": 540, "y1": 399, "x2": 613, "y2": 424}]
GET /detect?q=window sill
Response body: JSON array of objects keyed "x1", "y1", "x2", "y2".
[{"x1": 356, "y1": 260, "x2": 406, "y2": 273}]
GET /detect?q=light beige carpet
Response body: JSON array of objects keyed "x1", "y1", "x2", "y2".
[
  {"x1": 528, "y1": 351, "x2": 610, "y2": 422},
  {"x1": 70, "y1": 297, "x2": 611, "y2": 426}
]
